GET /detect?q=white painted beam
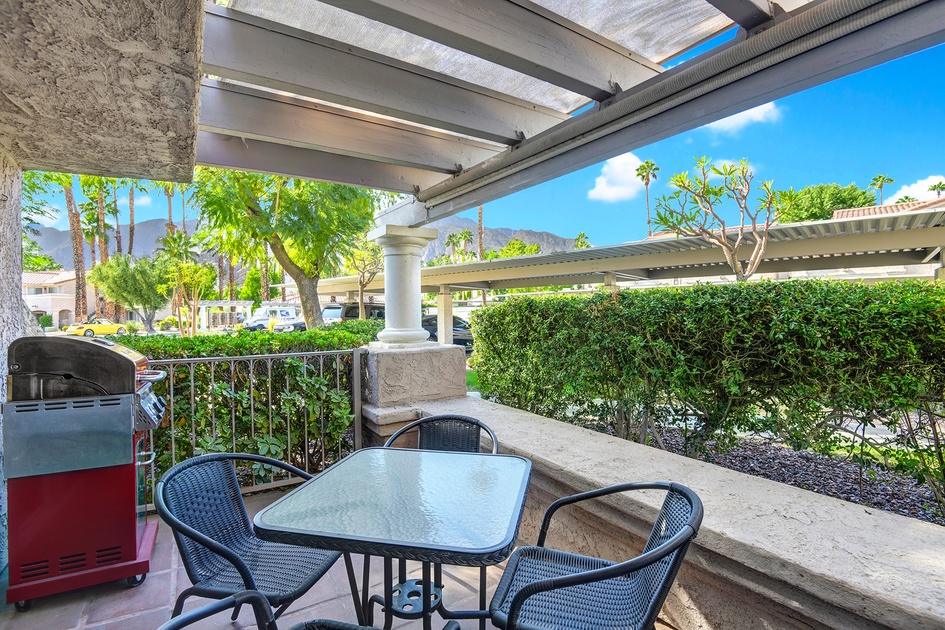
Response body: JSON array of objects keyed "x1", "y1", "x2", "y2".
[
  {"x1": 198, "y1": 80, "x2": 503, "y2": 175},
  {"x1": 394, "y1": 0, "x2": 945, "y2": 225},
  {"x1": 202, "y1": 4, "x2": 569, "y2": 145},
  {"x1": 319, "y1": 0, "x2": 661, "y2": 100},
  {"x1": 195, "y1": 131, "x2": 447, "y2": 194}
]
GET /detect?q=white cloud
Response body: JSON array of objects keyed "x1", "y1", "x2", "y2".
[
  {"x1": 117, "y1": 193, "x2": 154, "y2": 208},
  {"x1": 587, "y1": 153, "x2": 645, "y2": 202},
  {"x1": 885, "y1": 175, "x2": 945, "y2": 203},
  {"x1": 704, "y1": 102, "x2": 783, "y2": 135}
]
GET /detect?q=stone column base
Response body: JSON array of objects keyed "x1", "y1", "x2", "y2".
[{"x1": 361, "y1": 343, "x2": 467, "y2": 446}]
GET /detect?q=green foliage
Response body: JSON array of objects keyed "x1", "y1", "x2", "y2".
[
  {"x1": 159, "y1": 316, "x2": 179, "y2": 331},
  {"x1": 471, "y1": 281, "x2": 945, "y2": 508},
  {"x1": 239, "y1": 266, "x2": 282, "y2": 307},
  {"x1": 119, "y1": 322, "x2": 379, "y2": 481},
  {"x1": 38, "y1": 314, "x2": 53, "y2": 328},
  {"x1": 88, "y1": 254, "x2": 172, "y2": 332},
  {"x1": 124, "y1": 321, "x2": 141, "y2": 335},
  {"x1": 20, "y1": 171, "x2": 62, "y2": 271},
  {"x1": 776, "y1": 183, "x2": 875, "y2": 223}
]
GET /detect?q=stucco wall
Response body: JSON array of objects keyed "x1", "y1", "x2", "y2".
[{"x1": 412, "y1": 395, "x2": 945, "y2": 630}]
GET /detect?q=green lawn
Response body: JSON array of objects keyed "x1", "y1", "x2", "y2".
[{"x1": 466, "y1": 369, "x2": 479, "y2": 392}]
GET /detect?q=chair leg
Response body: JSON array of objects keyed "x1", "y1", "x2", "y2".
[
  {"x1": 171, "y1": 588, "x2": 195, "y2": 617},
  {"x1": 231, "y1": 603, "x2": 241, "y2": 620},
  {"x1": 273, "y1": 602, "x2": 291, "y2": 619}
]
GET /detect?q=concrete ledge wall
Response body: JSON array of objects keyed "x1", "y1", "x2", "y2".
[{"x1": 416, "y1": 396, "x2": 945, "y2": 630}]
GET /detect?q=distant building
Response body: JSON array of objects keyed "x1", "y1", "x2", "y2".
[{"x1": 21, "y1": 270, "x2": 95, "y2": 328}]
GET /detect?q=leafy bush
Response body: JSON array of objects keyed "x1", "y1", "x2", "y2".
[
  {"x1": 38, "y1": 314, "x2": 53, "y2": 328},
  {"x1": 159, "y1": 316, "x2": 179, "y2": 331},
  {"x1": 123, "y1": 321, "x2": 141, "y2": 335},
  {"x1": 120, "y1": 321, "x2": 381, "y2": 483},
  {"x1": 471, "y1": 280, "x2": 945, "y2": 507}
]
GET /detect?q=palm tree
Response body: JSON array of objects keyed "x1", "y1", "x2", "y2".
[
  {"x1": 895, "y1": 196, "x2": 919, "y2": 203},
  {"x1": 869, "y1": 174, "x2": 894, "y2": 205},
  {"x1": 929, "y1": 181, "x2": 945, "y2": 198},
  {"x1": 80, "y1": 202, "x2": 110, "y2": 316},
  {"x1": 478, "y1": 204, "x2": 487, "y2": 306},
  {"x1": 457, "y1": 229, "x2": 473, "y2": 260},
  {"x1": 445, "y1": 232, "x2": 461, "y2": 263},
  {"x1": 157, "y1": 230, "x2": 199, "y2": 263},
  {"x1": 635, "y1": 160, "x2": 659, "y2": 235},
  {"x1": 120, "y1": 178, "x2": 147, "y2": 256},
  {"x1": 48, "y1": 173, "x2": 88, "y2": 321}
]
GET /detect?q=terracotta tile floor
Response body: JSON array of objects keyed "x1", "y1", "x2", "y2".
[{"x1": 0, "y1": 491, "x2": 503, "y2": 630}]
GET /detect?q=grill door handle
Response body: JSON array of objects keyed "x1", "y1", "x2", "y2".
[{"x1": 136, "y1": 451, "x2": 156, "y2": 466}]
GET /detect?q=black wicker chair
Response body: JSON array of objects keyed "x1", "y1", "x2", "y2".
[
  {"x1": 489, "y1": 481, "x2": 704, "y2": 630},
  {"x1": 155, "y1": 453, "x2": 349, "y2": 621},
  {"x1": 383, "y1": 414, "x2": 498, "y2": 453},
  {"x1": 156, "y1": 589, "x2": 462, "y2": 630},
  {"x1": 383, "y1": 414, "x2": 499, "y2": 628}
]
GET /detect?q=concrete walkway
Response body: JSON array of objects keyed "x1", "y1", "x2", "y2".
[{"x1": 0, "y1": 491, "x2": 501, "y2": 630}]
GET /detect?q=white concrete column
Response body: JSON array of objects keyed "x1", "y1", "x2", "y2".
[
  {"x1": 436, "y1": 285, "x2": 454, "y2": 345},
  {"x1": 369, "y1": 224, "x2": 437, "y2": 344}
]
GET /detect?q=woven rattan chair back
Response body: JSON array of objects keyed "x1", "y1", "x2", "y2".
[
  {"x1": 384, "y1": 414, "x2": 498, "y2": 453},
  {"x1": 489, "y1": 481, "x2": 703, "y2": 630},
  {"x1": 160, "y1": 456, "x2": 253, "y2": 584}
]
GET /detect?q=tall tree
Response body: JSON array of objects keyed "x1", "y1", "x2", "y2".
[
  {"x1": 478, "y1": 204, "x2": 487, "y2": 307},
  {"x1": 457, "y1": 228, "x2": 473, "y2": 259},
  {"x1": 775, "y1": 183, "x2": 875, "y2": 223},
  {"x1": 193, "y1": 167, "x2": 376, "y2": 328},
  {"x1": 110, "y1": 179, "x2": 122, "y2": 255},
  {"x1": 655, "y1": 157, "x2": 776, "y2": 282},
  {"x1": 635, "y1": 160, "x2": 659, "y2": 235},
  {"x1": 929, "y1": 181, "x2": 945, "y2": 198},
  {"x1": 573, "y1": 232, "x2": 591, "y2": 249},
  {"x1": 88, "y1": 254, "x2": 171, "y2": 333},
  {"x1": 343, "y1": 233, "x2": 384, "y2": 319},
  {"x1": 79, "y1": 202, "x2": 104, "y2": 315},
  {"x1": 48, "y1": 173, "x2": 88, "y2": 320},
  {"x1": 895, "y1": 195, "x2": 918, "y2": 203},
  {"x1": 124, "y1": 178, "x2": 147, "y2": 256},
  {"x1": 870, "y1": 174, "x2": 894, "y2": 205},
  {"x1": 445, "y1": 232, "x2": 461, "y2": 263}
]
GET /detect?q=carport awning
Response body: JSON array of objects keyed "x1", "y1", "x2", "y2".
[{"x1": 196, "y1": 0, "x2": 945, "y2": 228}]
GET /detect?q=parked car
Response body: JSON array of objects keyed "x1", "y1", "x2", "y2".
[
  {"x1": 243, "y1": 305, "x2": 301, "y2": 331},
  {"x1": 273, "y1": 319, "x2": 306, "y2": 333},
  {"x1": 321, "y1": 302, "x2": 385, "y2": 324},
  {"x1": 421, "y1": 314, "x2": 474, "y2": 352},
  {"x1": 65, "y1": 318, "x2": 127, "y2": 337}
]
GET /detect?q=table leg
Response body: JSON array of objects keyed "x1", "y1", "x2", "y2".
[
  {"x1": 384, "y1": 557, "x2": 395, "y2": 630},
  {"x1": 422, "y1": 561, "x2": 433, "y2": 630},
  {"x1": 343, "y1": 553, "x2": 365, "y2": 626}
]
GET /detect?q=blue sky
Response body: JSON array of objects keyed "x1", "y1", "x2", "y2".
[{"x1": 34, "y1": 41, "x2": 945, "y2": 249}]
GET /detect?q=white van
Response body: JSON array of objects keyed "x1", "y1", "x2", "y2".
[{"x1": 243, "y1": 305, "x2": 301, "y2": 331}]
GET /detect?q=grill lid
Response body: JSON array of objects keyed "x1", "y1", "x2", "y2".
[{"x1": 7, "y1": 336, "x2": 148, "y2": 401}]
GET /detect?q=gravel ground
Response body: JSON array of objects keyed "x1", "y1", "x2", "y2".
[{"x1": 659, "y1": 431, "x2": 945, "y2": 527}]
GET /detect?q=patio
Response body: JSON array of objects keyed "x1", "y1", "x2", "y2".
[{"x1": 0, "y1": 491, "x2": 514, "y2": 630}]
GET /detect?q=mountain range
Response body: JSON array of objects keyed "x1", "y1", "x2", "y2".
[{"x1": 32, "y1": 216, "x2": 575, "y2": 270}]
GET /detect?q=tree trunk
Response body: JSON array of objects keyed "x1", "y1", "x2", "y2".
[
  {"x1": 228, "y1": 259, "x2": 235, "y2": 307},
  {"x1": 478, "y1": 204, "x2": 487, "y2": 307},
  {"x1": 268, "y1": 235, "x2": 323, "y2": 327},
  {"x1": 112, "y1": 186, "x2": 122, "y2": 255},
  {"x1": 260, "y1": 245, "x2": 270, "y2": 305},
  {"x1": 64, "y1": 183, "x2": 87, "y2": 321},
  {"x1": 128, "y1": 186, "x2": 135, "y2": 256},
  {"x1": 165, "y1": 188, "x2": 175, "y2": 234},
  {"x1": 217, "y1": 254, "x2": 224, "y2": 299},
  {"x1": 88, "y1": 237, "x2": 99, "y2": 316}
]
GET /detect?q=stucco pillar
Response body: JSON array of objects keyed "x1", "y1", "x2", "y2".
[
  {"x1": 368, "y1": 224, "x2": 438, "y2": 344},
  {"x1": 436, "y1": 285, "x2": 454, "y2": 345},
  {"x1": 0, "y1": 151, "x2": 25, "y2": 572}
]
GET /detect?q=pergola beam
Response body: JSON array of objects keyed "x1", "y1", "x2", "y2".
[
  {"x1": 195, "y1": 131, "x2": 446, "y2": 194},
  {"x1": 389, "y1": 0, "x2": 945, "y2": 226},
  {"x1": 198, "y1": 80, "x2": 502, "y2": 175},
  {"x1": 704, "y1": 0, "x2": 775, "y2": 31},
  {"x1": 202, "y1": 4, "x2": 569, "y2": 146},
  {"x1": 318, "y1": 0, "x2": 661, "y2": 101}
]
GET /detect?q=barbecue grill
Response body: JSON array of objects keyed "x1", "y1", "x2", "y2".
[{"x1": 3, "y1": 335, "x2": 166, "y2": 611}]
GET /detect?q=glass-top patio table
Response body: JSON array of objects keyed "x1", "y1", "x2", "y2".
[{"x1": 254, "y1": 447, "x2": 532, "y2": 629}]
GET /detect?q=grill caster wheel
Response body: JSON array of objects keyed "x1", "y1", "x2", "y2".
[
  {"x1": 15, "y1": 600, "x2": 34, "y2": 612},
  {"x1": 127, "y1": 574, "x2": 147, "y2": 587}
]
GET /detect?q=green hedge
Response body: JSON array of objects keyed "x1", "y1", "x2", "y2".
[
  {"x1": 470, "y1": 280, "x2": 945, "y2": 467},
  {"x1": 115, "y1": 320, "x2": 382, "y2": 483}
]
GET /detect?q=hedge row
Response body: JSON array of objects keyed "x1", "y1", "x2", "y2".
[{"x1": 469, "y1": 280, "x2": 945, "y2": 458}]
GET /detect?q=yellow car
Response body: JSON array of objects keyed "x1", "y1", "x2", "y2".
[{"x1": 66, "y1": 318, "x2": 127, "y2": 337}]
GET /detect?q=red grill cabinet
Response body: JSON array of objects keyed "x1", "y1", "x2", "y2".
[{"x1": 3, "y1": 336, "x2": 165, "y2": 610}]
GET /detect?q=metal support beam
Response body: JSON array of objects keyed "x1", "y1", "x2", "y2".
[
  {"x1": 195, "y1": 131, "x2": 446, "y2": 194},
  {"x1": 202, "y1": 4, "x2": 569, "y2": 145},
  {"x1": 384, "y1": 0, "x2": 945, "y2": 226},
  {"x1": 704, "y1": 0, "x2": 775, "y2": 31},
  {"x1": 318, "y1": 0, "x2": 661, "y2": 100},
  {"x1": 199, "y1": 80, "x2": 502, "y2": 174}
]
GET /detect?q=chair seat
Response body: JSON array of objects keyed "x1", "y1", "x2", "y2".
[
  {"x1": 192, "y1": 538, "x2": 341, "y2": 598},
  {"x1": 490, "y1": 546, "x2": 646, "y2": 630}
]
